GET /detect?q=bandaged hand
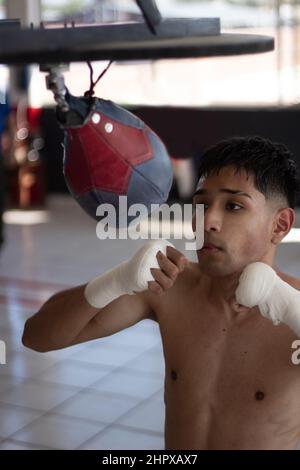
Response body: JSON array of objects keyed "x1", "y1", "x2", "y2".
[
  {"x1": 235, "y1": 262, "x2": 300, "y2": 337},
  {"x1": 84, "y1": 240, "x2": 187, "y2": 309}
]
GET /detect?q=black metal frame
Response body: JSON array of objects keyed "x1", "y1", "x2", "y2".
[
  {"x1": 136, "y1": 0, "x2": 162, "y2": 33},
  {"x1": 0, "y1": 2, "x2": 274, "y2": 65}
]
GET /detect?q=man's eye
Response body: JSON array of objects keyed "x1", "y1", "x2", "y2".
[
  {"x1": 193, "y1": 202, "x2": 243, "y2": 212},
  {"x1": 227, "y1": 203, "x2": 242, "y2": 211}
]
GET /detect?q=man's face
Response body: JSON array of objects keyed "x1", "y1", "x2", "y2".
[{"x1": 192, "y1": 165, "x2": 275, "y2": 277}]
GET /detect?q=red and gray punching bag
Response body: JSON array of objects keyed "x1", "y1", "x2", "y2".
[{"x1": 56, "y1": 92, "x2": 173, "y2": 227}]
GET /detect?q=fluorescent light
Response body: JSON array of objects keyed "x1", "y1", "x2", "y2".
[{"x1": 3, "y1": 210, "x2": 49, "y2": 225}]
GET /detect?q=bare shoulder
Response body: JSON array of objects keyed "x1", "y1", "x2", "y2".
[
  {"x1": 140, "y1": 260, "x2": 201, "y2": 322},
  {"x1": 277, "y1": 271, "x2": 300, "y2": 291}
]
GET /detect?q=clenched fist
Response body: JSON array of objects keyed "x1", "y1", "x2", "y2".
[{"x1": 148, "y1": 246, "x2": 188, "y2": 295}]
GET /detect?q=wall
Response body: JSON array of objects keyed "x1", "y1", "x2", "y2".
[{"x1": 40, "y1": 105, "x2": 300, "y2": 205}]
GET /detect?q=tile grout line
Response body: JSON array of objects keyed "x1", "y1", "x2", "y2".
[
  {"x1": 2, "y1": 349, "x2": 164, "y2": 448},
  {"x1": 75, "y1": 388, "x2": 165, "y2": 450}
]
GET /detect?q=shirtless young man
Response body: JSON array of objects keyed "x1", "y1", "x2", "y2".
[{"x1": 22, "y1": 136, "x2": 300, "y2": 450}]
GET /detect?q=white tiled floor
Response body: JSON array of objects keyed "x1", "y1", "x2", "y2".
[
  {"x1": 0, "y1": 195, "x2": 299, "y2": 450},
  {"x1": 90, "y1": 369, "x2": 163, "y2": 400},
  {"x1": 0, "y1": 403, "x2": 42, "y2": 439},
  {"x1": 12, "y1": 414, "x2": 104, "y2": 450},
  {"x1": 0, "y1": 196, "x2": 166, "y2": 449},
  {"x1": 78, "y1": 425, "x2": 164, "y2": 450}
]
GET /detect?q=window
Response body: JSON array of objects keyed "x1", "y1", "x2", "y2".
[{"x1": 31, "y1": 0, "x2": 299, "y2": 107}]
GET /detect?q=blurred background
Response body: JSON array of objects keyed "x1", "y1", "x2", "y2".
[
  {"x1": 0, "y1": 1, "x2": 300, "y2": 451},
  {"x1": 11, "y1": 0, "x2": 300, "y2": 108},
  {"x1": 1, "y1": 0, "x2": 300, "y2": 203}
]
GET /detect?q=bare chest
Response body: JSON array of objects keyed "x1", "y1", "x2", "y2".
[{"x1": 155, "y1": 291, "x2": 300, "y2": 415}]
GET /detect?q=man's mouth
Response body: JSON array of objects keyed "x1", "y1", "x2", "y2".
[{"x1": 200, "y1": 243, "x2": 222, "y2": 252}]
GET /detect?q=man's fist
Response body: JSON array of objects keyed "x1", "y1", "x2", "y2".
[{"x1": 148, "y1": 246, "x2": 188, "y2": 295}]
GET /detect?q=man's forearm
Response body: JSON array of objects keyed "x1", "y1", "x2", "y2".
[
  {"x1": 22, "y1": 240, "x2": 185, "y2": 352},
  {"x1": 22, "y1": 284, "x2": 99, "y2": 352}
]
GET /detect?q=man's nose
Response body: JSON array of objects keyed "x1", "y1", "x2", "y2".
[
  {"x1": 192, "y1": 207, "x2": 222, "y2": 233},
  {"x1": 203, "y1": 207, "x2": 222, "y2": 232}
]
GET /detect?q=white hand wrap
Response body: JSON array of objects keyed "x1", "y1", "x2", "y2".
[
  {"x1": 235, "y1": 262, "x2": 300, "y2": 336},
  {"x1": 84, "y1": 239, "x2": 174, "y2": 309}
]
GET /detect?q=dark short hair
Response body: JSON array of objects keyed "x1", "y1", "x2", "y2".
[{"x1": 197, "y1": 136, "x2": 300, "y2": 209}]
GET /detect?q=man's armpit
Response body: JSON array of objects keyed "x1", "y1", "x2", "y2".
[
  {"x1": 140, "y1": 290, "x2": 159, "y2": 323},
  {"x1": 147, "y1": 309, "x2": 158, "y2": 323}
]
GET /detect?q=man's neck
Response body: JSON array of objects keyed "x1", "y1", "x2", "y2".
[
  {"x1": 208, "y1": 272, "x2": 241, "y2": 308},
  {"x1": 206, "y1": 257, "x2": 277, "y2": 320}
]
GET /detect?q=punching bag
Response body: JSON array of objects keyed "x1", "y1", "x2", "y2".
[{"x1": 56, "y1": 92, "x2": 173, "y2": 227}]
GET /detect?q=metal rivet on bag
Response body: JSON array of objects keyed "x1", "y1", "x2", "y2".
[
  {"x1": 105, "y1": 123, "x2": 113, "y2": 133},
  {"x1": 92, "y1": 113, "x2": 101, "y2": 124}
]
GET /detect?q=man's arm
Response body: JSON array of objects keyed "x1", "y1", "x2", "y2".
[
  {"x1": 22, "y1": 285, "x2": 153, "y2": 352},
  {"x1": 22, "y1": 242, "x2": 187, "y2": 352},
  {"x1": 235, "y1": 263, "x2": 300, "y2": 336}
]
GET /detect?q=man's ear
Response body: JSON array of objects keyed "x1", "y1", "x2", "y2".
[{"x1": 271, "y1": 208, "x2": 295, "y2": 245}]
